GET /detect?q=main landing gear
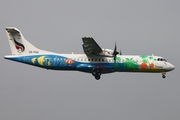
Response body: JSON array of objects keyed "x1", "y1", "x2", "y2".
[
  {"x1": 92, "y1": 69, "x2": 101, "y2": 80},
  {"x1": 162, "y1": 72, "x2": 166, "y2": 79}
]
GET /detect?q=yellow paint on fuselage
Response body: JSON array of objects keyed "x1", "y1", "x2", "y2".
[
  {"x1": 48, "y1": 61, "x2": 51, "y2": 66},
  {"x1": 32, "y1": 58, "x2": 36, "y2": 64},
  {"x1": 38, "y1": 56, "x2": 45, "y2": 66}
]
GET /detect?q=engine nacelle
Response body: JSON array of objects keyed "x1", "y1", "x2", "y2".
[{"x1": 101, "y1": 48, "x2": 114, "y2": 57}]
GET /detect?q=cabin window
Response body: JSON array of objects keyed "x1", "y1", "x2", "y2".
[
  {"x1": 88, "y1": 59, "x2": 90, "y2": 61},
  {"x1": 102, "y1": 59, "x2": 104, "y2": 62},
  {"x1": 91, "y1": 59, "x2": 94, "y2": 61},
  {"x1": 95, "y1": 59, "x2": 97, "y2": 61},
  {"x1": 99, "y1": 59, "x2": 101, "y2": 61}
]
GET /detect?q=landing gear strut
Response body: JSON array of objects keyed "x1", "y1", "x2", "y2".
[{"x1": 92, "y1": 69, "x2": 101, "y2": 80}]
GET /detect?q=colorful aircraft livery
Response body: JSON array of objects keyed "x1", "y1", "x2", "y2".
[{"x1": 4, "y1": 27, "x2": 175, "y2": 80}]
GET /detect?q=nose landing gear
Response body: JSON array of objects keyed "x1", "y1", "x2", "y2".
[
  {"x1": 162, "y1": 75, "x2": 166, "y2": 78},
  {"x1": 161, "y1": 72, "x2": 166, "y2": 79}
]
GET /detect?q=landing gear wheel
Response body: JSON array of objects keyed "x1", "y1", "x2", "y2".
[
  {"x1": 92, "y1": 71, "x2": 96, "y2": 76},
  {"x1": 92, "y1": 69, "x2": 101, "y2": 80},
  {"x1": 162, "y1": 75, "x2": 166, "y2": 79},
  {"x1": 161, "y1": 72, "x2": 166, "y2": 79},
  {"x1": 95, "y1": 75, "x2": 100, "y2": 80}
]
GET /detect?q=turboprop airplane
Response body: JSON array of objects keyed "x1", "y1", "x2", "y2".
[{"x1": 4, "y1": 27, "x2": 175, "y2": 80}]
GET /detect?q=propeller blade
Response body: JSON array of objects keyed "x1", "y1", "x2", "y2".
[
  {"x1": 120, "y1": 49, "x2": 122, "y2": 55},
  {"x1": 113, "y1": 42, "x2": 117, "y2": 55},
  {"x1": 113, "y1": 42, "x2": 120, "y2": 62},
  {"x1": 114, "y1": 55, "x2": 116, "y2": 61},
  {"x1": 113, "y1": 42, "x2": 119, "y2": 55}
]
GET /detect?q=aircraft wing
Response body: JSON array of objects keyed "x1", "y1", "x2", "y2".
[{"x1": 82, "y1": 37, "x2": 103, "y2": 56}]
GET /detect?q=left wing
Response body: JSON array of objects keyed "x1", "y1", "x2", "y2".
[
  {"x1": 82, "y1": 37, "x2": 118, "y2": 57},
  {"x1": 82, "y1": 37, "x2": 103, "y2": 56}
]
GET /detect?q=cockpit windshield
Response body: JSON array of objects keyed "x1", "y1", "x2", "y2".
[{"x1": 157, "y1": 58, "x2": 167, "y2": 62}]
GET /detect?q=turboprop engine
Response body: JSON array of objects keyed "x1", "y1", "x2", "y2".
[{"x1": 101, "y1": 48, "x2": 114, "y2": 57}]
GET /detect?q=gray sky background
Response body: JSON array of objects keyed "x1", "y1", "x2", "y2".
[{"x1": 0, "y1": 0, "x2": 179, "y2": 120}]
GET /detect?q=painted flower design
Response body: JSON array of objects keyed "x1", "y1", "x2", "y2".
[
  {"x1": 140, "y1": 62, "x2": 147, "y2": 69},
  {"x1": 150, "y1": 63, "x2": 154, "y2": 68}
]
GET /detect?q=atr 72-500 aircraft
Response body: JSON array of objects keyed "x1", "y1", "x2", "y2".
[{"x1": 4, "y1": 27, "x2": 175, "y2": 80}]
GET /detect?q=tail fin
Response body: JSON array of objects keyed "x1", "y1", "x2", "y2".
[{"x1": 5, "y1": 27, "x2": 50, "y2": 55}]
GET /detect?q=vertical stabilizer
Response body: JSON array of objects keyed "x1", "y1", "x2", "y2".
[{"x1": 5, "y1": 27, "x2": 50, "y2": 55}]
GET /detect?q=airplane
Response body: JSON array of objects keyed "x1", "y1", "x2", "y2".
[{"x1": 4, "y1": 27, "x2": 175, "y2": 80}]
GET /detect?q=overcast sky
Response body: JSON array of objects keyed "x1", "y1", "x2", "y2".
[{"x1": 0, "y1": 0, "x2": 179, "y2": 120}]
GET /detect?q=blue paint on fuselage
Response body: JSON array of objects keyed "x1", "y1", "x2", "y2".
[{"x1": 5, "y1": 54, "x2": 120, "y2": 73}]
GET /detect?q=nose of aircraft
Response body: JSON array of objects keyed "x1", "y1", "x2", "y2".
[{"x1": 169, "y1": 63, "x2": 175, "y2": 71}]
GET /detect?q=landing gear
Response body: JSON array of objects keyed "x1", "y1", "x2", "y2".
[
  {"x1": 95, "y1": 75, "x2": 101, "y2": 80},
  {"x1": 92, "y1": 69, "x2": 101, "y2": 80},
  {"x1": 162, "y1": 75, "x2": 166, "y2": 78},
  {"x1": 161, "y1": 72, "x2": 166, "y2": 79}
]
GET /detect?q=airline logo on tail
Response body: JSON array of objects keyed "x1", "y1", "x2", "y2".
[{"x1": 13, "y1": 39, "x2": 25, "y2": 53}]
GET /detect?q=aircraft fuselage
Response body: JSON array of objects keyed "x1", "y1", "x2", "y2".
[{"x1": 5, "y1": 54, "x2": 175, "y2": 74}]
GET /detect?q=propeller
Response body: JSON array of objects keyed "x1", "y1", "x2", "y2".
[
  {"x1": 113, "y1": 42, "x2": 119, "y2": 61},
  {"x1": 113, "y1": 43, "x2": 123, "y2": 64},
  {"x1": 119, "y1": 49, "x2": 122, "y2": 55}
]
